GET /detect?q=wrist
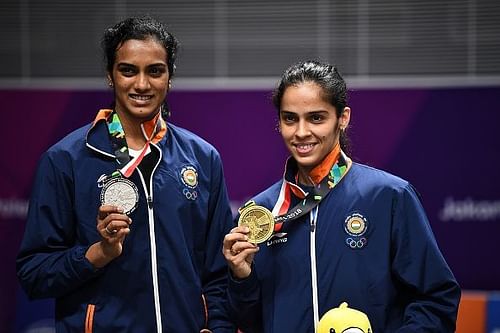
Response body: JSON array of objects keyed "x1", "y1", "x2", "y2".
[
  {"x1": 85, "y1": 242, "x2": 114, "y2": 268},
  {"x1": 230, "y1": 266, "x2": 251, "y2": 281}
]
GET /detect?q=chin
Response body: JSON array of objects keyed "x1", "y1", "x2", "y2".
[
  {"x1": 134, "y1": 108, "x2": 159, "y2": 118},
  {"x1": 294, "y1": 156, "x2": 318, "y2": 168}
]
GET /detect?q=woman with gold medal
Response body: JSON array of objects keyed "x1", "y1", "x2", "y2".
[
  {"x1": 223, "y1": 60, "x2": 460, "y2": 332},
  {"x1": 17, "y1": 16, "x2": 235, "y2": 332}
]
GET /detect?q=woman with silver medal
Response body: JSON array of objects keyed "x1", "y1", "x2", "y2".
[
  {"x1": 17, "y1": 16, "x2": 235, "y2": 332},
  {"x1": 222, "y1": 60, "x2": 460, "y2": 332}
]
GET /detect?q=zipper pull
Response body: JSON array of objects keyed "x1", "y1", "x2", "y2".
[
  {"x1": 310, "y1": 207, "x2": 318, "y2": 232},
  {"x1": 147, "y1": 196, "x2": 153, "y2": 209}
]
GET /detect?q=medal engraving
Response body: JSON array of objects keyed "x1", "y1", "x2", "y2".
[
  {"x1": 100, "y1": 177, "x2": 139, "y2": 215},
  {"x1": 238, "y1": 204, "x2": 275, "y2": 244}
]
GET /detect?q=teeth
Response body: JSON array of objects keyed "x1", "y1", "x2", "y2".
[
  {"x1": 297, "y1": 143, "x2": 314, "y2": 149},
  {"x1": 130, "y1": 95, "x2": 152, "y2": 100}
]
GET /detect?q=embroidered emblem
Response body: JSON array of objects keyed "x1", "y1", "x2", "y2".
[
  {"x1": 344, "y1": 212, "x2": 368, "y2": 249},
  {"x1": 183, "y1": 188, "x2": 198, "y2": 200},
  {"x1": 180, "y1": 166, "x2": 198, "y2": 188},
  {"x1": 345, "y1": 213, "x2": 368, "y2": 236}
]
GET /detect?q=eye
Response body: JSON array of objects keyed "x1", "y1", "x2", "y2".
[
  {"x1": 310, "y1": 113, "x2": 325, "y2": 122},
  {"x1": 342, "y1": 328, "x2": 365, "y2": 333},
  {"x1": 149, "y1": 66, "x2": 167, "y2": 77},
  {"x1": 280, "y1": 112, "x2": 297, "y2": 123},
  {"x1": 118, "y1": 65, "x2": 137, "y2": 77}
]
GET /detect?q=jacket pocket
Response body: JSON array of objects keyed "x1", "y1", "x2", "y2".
[{"x1": 85, "y1": 304, "x2": 96, "y2": 333}]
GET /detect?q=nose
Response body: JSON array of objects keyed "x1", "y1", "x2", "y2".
[
  {"x1": 295, "y1": 119, "x2": 311, "y2": 138},
  {"x1": 134, "y1": 73, "x2": 150, "y2": 91}
]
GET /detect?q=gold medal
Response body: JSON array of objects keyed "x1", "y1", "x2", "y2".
[{"x1": 237, "y1": 201, "x2": 275, "y2": 244}]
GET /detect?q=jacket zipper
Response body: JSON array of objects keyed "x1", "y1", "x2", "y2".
[
  {"x1": 88, "y1": 136, "x2": 164, "y2": 332},
  {"x1": 138, "y1": 143, "x2": 163, "y2": 333},
  {"x1": 310, "y1": 206, "x2": 320, "y2": 332}
]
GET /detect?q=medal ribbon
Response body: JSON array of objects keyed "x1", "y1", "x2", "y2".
[
  {"x1": 99, "y1": 110, "x2": 165, "y2": 182},
  {"x1": 271, "y1": 151, "x2": 349, "y2": 232}
]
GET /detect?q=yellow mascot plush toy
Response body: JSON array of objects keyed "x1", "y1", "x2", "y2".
[{"x1": 317, "y1": 302, "x2": 372, "y2": 333}]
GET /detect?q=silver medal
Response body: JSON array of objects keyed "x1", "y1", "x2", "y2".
[{"x1": 100, "y1": 177, "x2": 139, "y2": 215}]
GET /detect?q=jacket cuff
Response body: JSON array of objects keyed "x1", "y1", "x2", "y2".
[
  {"x1": 228, "y1": 268, "x2": 259, "y2": 298},
  {"x1": 72, "y1": 245, "x2": 103, "y2": 280}
]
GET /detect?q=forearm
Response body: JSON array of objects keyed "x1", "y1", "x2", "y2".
[
  {"x1": 392, "y1": 185, "x2": 461, "y2": 332},
  {"x1": 17, "y1": 245, "x2": 101, "y2": 299},
  {"x1": 397, "y1": 281, "x2": 461, "y2": 332},
  {"x1": 226, "y1": 269, "x2": 263, "y2": 332}
]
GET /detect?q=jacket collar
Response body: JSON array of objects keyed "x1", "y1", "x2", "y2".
[
  {"x1": 85, "y1": 109, "x2": 167, "y2": 157},
  {"x1": 283, "y1": 142, "x2": 342, "y2": 198}
]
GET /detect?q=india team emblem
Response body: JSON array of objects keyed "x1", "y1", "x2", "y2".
[
  {"x1": 344, "y1": 212, "x2": 369, "y2": 249},
  {"x1": 180, "y1": 166, "x2": 198, "y2": 188},
  {"x1": 344, "y1": 212, "x2": 368, "y2": 237}
]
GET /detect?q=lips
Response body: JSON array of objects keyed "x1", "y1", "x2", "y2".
[
  {"x1": 129, "y1": 94, "x2": 153, "y2": 102},
  {"x1": 294, "y1": 143, "x2": 316, "y2": 155},
  {"x1": 128, "y1": 94, "x2": 154, "y2": 108}
]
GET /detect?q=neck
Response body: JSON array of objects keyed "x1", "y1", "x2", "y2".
[
  {"x1": 295, "y1": 142, "x2": 341, "y2": 186},
  {"x1": 297, "y1": 167, "x2": 315, "y2": 186},
  {"x1": 114, "y1": 112, "x2": 147, "y2": 150}
]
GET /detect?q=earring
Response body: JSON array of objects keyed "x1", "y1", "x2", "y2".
[{"x1": 108, "y1": 81, "x2": 113, "y2": 88}]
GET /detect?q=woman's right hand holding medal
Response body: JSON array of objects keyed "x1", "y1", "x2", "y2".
[
  {"x1": 85, "y1": 205, "x2": 132, "y2": 268},
  {"x1": 223, "y1": 226, "x2": 259, "y2": 280}
]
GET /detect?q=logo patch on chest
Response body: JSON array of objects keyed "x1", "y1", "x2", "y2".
[
  {"x1": 344, "y1": 212, "x2": 368, "y2": 249},
  {"x1": 180, "y1": 165, "x2": 199, "y2": 200},
  {"x1": 180, "y1": 166, "x2": 198, "y2": 188}
]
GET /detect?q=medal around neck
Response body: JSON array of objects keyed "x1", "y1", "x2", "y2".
[
  {"x1": 100, "y1": 177, "x2": 139, "y2": 215},
  {"x1": 237, "y1": 201, "x2": 275, "y2": 244}
]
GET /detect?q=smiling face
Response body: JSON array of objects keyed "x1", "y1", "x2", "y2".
[
  {"x1": 108, "y1": 37, "x2": 169, "y2": 123},
  {"x1": 279, "y1": 81, "x2": 350, "y2": 174}
]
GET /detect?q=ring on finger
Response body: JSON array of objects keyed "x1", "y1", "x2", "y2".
[{"x1": 105, "y1": 225, "x2": 116, "y2": 235}]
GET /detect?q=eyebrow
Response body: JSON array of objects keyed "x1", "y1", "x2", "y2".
[
  {"x1": 280, "y1": 110, "x2": 329, "y2": 114},
  {"x1": 116, "y1": 62, "x2": 167, "y2": 67}
]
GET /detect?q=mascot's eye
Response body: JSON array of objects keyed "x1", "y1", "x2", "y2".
[
  {"x1": 342, "y1": 329, "x2": 365, "y2": 333},
  {"x1": 330, "y1": 329, "x2": 336, "y2": 333}
]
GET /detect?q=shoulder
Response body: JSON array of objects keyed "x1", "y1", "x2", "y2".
[
  {"x1": 166, "y1": 123, "x2": 221, "y2": 158},
  {"x1": 346, "y1": 162, "x2": 423, "y2": 203},
  {"x1": 349, "y1": 162, "x2": 410, "y2": 190},
  {"x1": 251, "y1": 180, "x2": 284, "y2": 208},
  {"x1": 35, "y1": 124, "x2": 92, "y2": 175},
  {"x1": 44, "y1": 124, "x2": 91, "y2": 159}
]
